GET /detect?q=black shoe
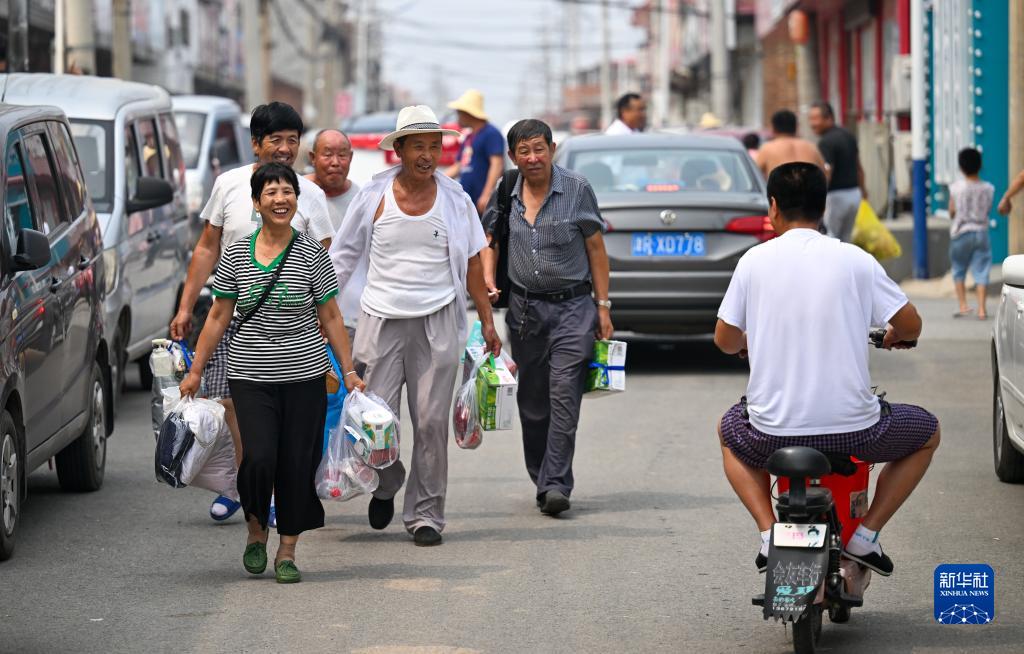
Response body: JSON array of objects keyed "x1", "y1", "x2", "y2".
[
  {"x1": 843, "y1": 547, "x2": 894, "y2": 576},
  {"x1": 368, "y1": 497, "x2": 394, "y2": 530},
  {"x1": 413, "y1": 526, "x2": 443, "y2": 547},
  {"x1": 755, "y1": 552, "x2": 768, "y2": 573},
  {"x1": 540, "y1": 490, "x2": 571, "y2": 515}
]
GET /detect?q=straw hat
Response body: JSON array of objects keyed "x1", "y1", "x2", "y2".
[
  {"x1": 447, "y1": 89, "x2": 489, "y2": 121},
  {"x1": 378, "y1": 105, "x2": 462, "y2": 151},
  {"x1": 698, "y1": 112, "x2": 723, "y2": 129}
]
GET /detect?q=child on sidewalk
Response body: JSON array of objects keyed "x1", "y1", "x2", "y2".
[{"x1": 948, "y1": 147, "x2": 995, "y2": 320}]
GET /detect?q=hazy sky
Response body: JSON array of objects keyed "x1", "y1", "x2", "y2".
[{"x1": 377, "y1": 0, "x2": 645, "y2": 128}]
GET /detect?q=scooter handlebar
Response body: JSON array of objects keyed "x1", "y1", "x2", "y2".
[{"x1": 869, "y1": 327, "x2": 918, "y2": 350}]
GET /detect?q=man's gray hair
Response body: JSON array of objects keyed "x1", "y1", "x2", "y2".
[{"x1": 312, "y1": 128, "x2": 350, "y2": 152}]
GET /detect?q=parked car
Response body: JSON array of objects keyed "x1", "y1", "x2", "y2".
[
  {"x1": 0, "y1": 103, "x2": 113, "y2": 560},
  {"x1": 1, "y1": 74, "x2": 188, "y2": 397},
  {"x1": 171, "y1": 95, "x2": 250, "y2": 248},
  {"x1": 341, "y1": 110, "x2": 463, "y2": 185},
  {"x1": 553, "y1": 132, "x2": 770, "y2": 336},
  {"x1": 991, "y1": 255, "x2": 1024, "y2": 482}
]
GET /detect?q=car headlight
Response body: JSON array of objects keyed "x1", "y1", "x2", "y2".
[
  {"x1": 102, "y1": 247, "x2": 119, "y2": 294},
  {"x1": 187, "y1": 183, "x2": 204, "y2": 215}
]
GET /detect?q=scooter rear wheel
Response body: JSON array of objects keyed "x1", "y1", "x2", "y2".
[{"x1": 792, "y1": 605, "x2": 823, "y2": 654}]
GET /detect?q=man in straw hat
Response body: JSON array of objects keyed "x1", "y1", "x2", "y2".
[
  {"x1": 445, "y1": 89, "x2": 506, "y2": 214},
  {"x1": 330, "y1": 105, "x2": 502, "y2": 546}
]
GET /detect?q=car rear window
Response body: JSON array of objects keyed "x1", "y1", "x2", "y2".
[{"x1": 568, "y1": 148, "x2": 757, "y2": 194}]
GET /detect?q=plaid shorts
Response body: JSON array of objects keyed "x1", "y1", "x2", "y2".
[
  {"x1": 719, "y1": 399, "x2": 938, "y2": 470},
  {"x1": 201, "y1": 319, "x2": 238, "y2": 400}
]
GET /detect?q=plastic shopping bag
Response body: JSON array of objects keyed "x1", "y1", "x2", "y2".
[
  {"x1": 188, "y1": 434, "x2": 239, "y2": 500},
  {"x1": 323, "y1": 346, "x2": 349, "y2": 454},
  {"x1": 150, "y1": 339, "x2": 191, "y2": 437},
  {"x1": 852, "y1": 200, "x2": 902, "y2": 261},
  {"x1": 316, "y1": 425, "x2": 379, "y2": 502},
  {"x1": 342, "y1": 390, "x2": 400, "y2": 469},
  {"x1": 154, "y1": 401, "x2": 195, "y2": 488},
  {"x1": 452, "y1": 371, "x2": 483, "y2": 449}
]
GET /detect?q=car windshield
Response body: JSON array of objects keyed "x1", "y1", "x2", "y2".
[
  {"x1": 568, "y1": 148, "x2": 757, "y2": 194},
  {"x1": 174, "y1": 111, "x2": 206, "y2": 169},
  {"x1": 68, "y1": 119, "x2": 113, "y2": 213}
]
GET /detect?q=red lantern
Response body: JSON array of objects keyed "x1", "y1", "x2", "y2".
[{"x1": 789, "y1": 9, "x2": 810, "y2": 45}]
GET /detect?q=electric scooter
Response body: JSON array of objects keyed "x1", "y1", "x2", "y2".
[{"x1": 751, "y1": 328, "x2": 914, "y2": 654}]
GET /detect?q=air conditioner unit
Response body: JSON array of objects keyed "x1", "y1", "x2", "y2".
[
  {"x1": 890, "y1": 55, "x2": 912, "y2": 113},
  {"x1": 893, "y1": 131, "x2": 913, "y2": 196}
]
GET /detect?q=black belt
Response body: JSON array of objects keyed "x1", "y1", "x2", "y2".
[{"x1": 510, "y1": 281, "x2": 592, "y2": 303}]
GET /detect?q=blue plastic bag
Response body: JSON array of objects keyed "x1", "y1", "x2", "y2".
[{"x1": 324, "y1": 346, "x2": 348, "y2": 453}]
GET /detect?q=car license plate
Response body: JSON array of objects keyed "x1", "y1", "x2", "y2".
[
  {"x1": 773, "y1": 523, "x2": 827, "y2": 549},
  {"x1": 631, "y1": 232, "x2": 706, "y2": 257}
]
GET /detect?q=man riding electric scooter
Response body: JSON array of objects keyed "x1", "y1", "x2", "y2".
[{"x1": 713, "y1": 162, "x2": 941, "y2": 577}]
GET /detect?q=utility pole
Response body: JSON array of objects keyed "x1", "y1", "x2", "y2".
[
  {"x1": 112, "y1": 0, "x2": 131, "y2": 80},
  {"x1": 710, "y1": 0, "x2": 731, "y2": 123},
  {"x1": 65, "y1": 0, "x2": 97, "y2": 74},
  {"x1": 910, "y1": 0, "x2": 928, "y2": 278},
  {"x1": 54, "y1": 0, "x2": 64, "y2": 74},
  {"x1": 353, "y1": 0, "x2": 368, "y2": 116},
  {"x1": 1009, "y1": 0, "x2": 1024, "y2": 254},
  {"x1": 7, "y1": 0, "x2": 29, "y2": 72},
  {"x1": 259, "y1": 0, "x2": 271, "y2": 103},
  {"x1": 599, "y1": 0, "x2": 612, "y2": 128},
  {"x1": 321, "y1": 1, "x2": 338, "y2": 128},
  {"x1": 243, "y1": 0, "x2": 268, "y2": 110},
  {"x1": 656, "y1": 0, "x2": 671, "y2": 127},
  {"x1": 542, "y1": 23, "x2": 551, "y2": 117}
]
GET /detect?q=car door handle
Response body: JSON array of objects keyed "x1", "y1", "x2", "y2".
[
  {"x1": 146, "y1": 231, "x2": 162, "y2": 243},
  {"x1": 77, "y1": 255, "x2": 90, "y2": 271}
]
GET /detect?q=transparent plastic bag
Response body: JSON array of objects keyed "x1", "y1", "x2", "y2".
[
  {"x1": 452, "y1": 374, "x2": 483, "y2": 449},
  {"x1": 154, "y1": 402, "x2": 194, "y2": 488},
  {"x1": 316, "y1": 425, "x2": 379, "y2": 501},
  {"x1": 150, "y1": 339, "x2": 191, "y2": 437},
  {"x1": 342, "y1": 389, "x2": 400, "y2": 469}
]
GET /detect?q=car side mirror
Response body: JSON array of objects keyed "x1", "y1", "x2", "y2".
[
  {"x1": 12, "y1": 228, "x2": 51, "y2": 271},
  {"x1": 1004, "y1": 254, "x2": 1024, "y2": 287},
  {"x1": 126, "y1": 176, "x2": 174, "y2": 214}
]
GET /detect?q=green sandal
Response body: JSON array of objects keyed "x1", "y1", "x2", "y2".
[
  {"x1": 243, "y1": 542, "x2": 268, "y2": 575},
  {"x1": 275, "y1": 559, "x2": 301, "y2": 584}
]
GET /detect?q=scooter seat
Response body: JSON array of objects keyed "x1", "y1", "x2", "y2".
[
  {"x1": 778, "y1": 487, "x2": 834, "y2": 515},
  {"x1": 767, "y1": 446, "x2": 831, "y2": 479}
]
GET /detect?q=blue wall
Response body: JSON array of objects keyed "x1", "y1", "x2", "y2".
[{"x1": 974, "y1": 0, "x2": 1010, "y2": 261}]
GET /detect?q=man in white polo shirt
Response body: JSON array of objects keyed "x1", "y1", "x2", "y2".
[
  {"x1": 170, "y1": 102, "x2": 334, "y2": 523},
  {"x1": 714, "y1": 162, "x2": 940, "y2": 577}
]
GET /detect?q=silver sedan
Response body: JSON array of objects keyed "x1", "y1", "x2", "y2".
[{"x1": 554, "y1": 133, "x2": 770, "y2": 336}]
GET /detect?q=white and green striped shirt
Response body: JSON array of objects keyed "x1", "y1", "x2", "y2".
[{"x1": 212, "y1": 229, "x2": 338, "y2": 383}]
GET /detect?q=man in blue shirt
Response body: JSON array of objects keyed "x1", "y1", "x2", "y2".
[{"x1": 446, "y1": 89, "x2": 506, "y2": 214}]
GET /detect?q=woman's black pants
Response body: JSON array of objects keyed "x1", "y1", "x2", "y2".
[{"x1": 228, "y1": 376, "x2": 326, "y2": 536}]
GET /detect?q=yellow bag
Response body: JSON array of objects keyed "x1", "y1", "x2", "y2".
[{"x1": 852, "y1": 200, "x2": 902, "y2": 261}]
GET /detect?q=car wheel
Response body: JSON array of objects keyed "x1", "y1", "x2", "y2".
[
  {"x1": 56, "y1": 363, "x2": 107, "y2": 492},
  {"x1": 993, "y1": 352, "x2": 1024, "y2": 483},
  {"x1": 0, "y1": 411, "x2": 21, "y2": 560}
]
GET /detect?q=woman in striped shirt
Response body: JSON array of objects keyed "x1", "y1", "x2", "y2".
[{"x1": 180, "y1": 162, "x2": 364, "y2": 583}]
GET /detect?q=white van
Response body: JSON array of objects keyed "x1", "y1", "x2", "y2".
[{"x1": 1, "y1": 74, "x2": 189, "y2": 399}]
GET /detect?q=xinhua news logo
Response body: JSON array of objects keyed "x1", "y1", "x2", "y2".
[{"x1": 934, "y1": 564, "x2": 995, "y2": 625}]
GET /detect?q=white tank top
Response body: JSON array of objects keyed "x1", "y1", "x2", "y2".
[{"x1": 361, "y1": 180, "x2": 457, "y2": 319}]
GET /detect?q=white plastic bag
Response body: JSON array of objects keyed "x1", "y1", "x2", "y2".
[
  {"x1": 316, "y1": 425, "x2": 379, "y2": 502},
  {"x1": 188, "y1": 434, "x2": 239, "y2": 500},
  {"x1": 156, "y1": 389, "x2": 238, "y2": 499},
  {"x1": 341, "y1": 390, "x2": 400, "y2": 469}
]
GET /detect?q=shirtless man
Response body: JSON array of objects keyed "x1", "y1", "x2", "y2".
[{"x1": 754, "y1": 109, "x2": 826, "y2": 178}]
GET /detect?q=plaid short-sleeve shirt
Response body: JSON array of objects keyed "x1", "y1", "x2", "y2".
[{"x1": 486, "y1": 165, "x2": 606, "y2": 292}]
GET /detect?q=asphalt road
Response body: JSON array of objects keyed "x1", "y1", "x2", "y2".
[{"x1": 2, "y1": 298, "x2": 1022, "y2": 653}]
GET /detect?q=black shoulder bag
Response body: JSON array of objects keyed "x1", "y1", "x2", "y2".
[
  {"x1": 235, "y1": 236, "x2": 296, "y2": 329},
  {"x1": 491, "y1": 169, "x2": 520, "y2": 309}
]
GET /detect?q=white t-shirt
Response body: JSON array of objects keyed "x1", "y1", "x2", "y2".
[
  {"x1": 361, "y1": 180, "x2": 457, "y2": 319},
  {"x1": 324, "y1": 181, "x2": 361, "y2": 234},
  {"x1": 200, "y1": 164, "x2": 334, "y2": 251},
  {"x1": 605, "y1": 119, "x2": 637, "y2": 135},
  {"x1": 717, "y1": 228, "x2": 909, "y2": 436}
]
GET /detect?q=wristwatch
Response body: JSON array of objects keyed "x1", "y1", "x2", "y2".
[{"x1": 596, "y1": 299, "x2": 613, "y2": 309}]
